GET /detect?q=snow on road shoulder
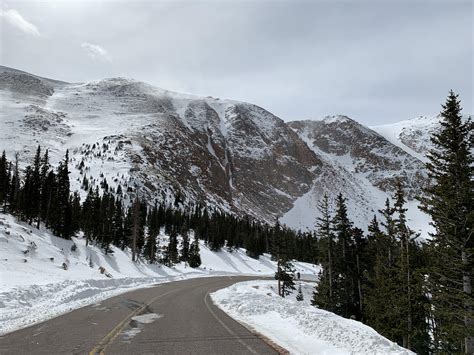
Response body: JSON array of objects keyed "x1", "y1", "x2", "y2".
[
  {"x1": 0, "y1": 213, "x2": 319, "y2": 335},
  {"x1": 211, "y1": 280, "x2": 413, "y2": 355},
  {"x1": 0, "y1": 277, "x2": 166, "y2": 335}
]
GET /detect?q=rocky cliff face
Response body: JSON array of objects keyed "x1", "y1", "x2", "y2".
[
  {"x1": 289, "y1": 116, "x2": 427, "y2": 199},
  {"x1": 278, "y1": 116, "x2": 429, "y2": 232}
]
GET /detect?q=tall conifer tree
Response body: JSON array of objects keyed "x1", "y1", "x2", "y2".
[{"x1": 419, "y1": 92, "x2": 473, "y2": 353}]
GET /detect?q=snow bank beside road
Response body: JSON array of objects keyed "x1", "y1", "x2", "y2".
[
  {"x1": 1, "y1": 277, "x2": 164, "y2": 335},
  {"x1": 211, "y1": 280, "x2": 412, "y2": 355},
  {"x1": 0, "y1": 213, "x2": 318, "y2": 335}
]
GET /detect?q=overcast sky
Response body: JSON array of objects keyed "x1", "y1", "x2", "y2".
[{"x1": 1, "y1": 0, "x2": 472, "y2": 125}]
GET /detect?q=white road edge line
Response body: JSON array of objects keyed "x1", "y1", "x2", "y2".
[{"x1": 204, "y1": 290, "x2": 259, "y2": 355}]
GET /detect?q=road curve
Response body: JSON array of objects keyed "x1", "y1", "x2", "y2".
[{"x1": 0, "y1": 276, "x2": 279, "y2": 355}]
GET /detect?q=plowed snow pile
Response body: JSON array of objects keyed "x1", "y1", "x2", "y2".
[{"x1": 211, "y1": 280, "x2": 413, "y2": 355}]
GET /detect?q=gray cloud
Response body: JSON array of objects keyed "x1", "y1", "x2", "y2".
[{"x1": 1, "y1": 0, "x2": 472, "y2": 125}]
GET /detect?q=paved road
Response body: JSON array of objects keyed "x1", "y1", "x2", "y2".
[{"x1": 0, "y1": 276, "x2": 280, "y2": 355}]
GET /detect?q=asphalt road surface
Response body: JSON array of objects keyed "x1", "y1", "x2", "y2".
[{"x1": 0, "y1": 276, "x2": 281, "y2": 355}]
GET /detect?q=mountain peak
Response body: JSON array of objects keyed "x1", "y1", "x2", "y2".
[{"x1": 321, "y1": 114, "x2": 353, "y2": 124}]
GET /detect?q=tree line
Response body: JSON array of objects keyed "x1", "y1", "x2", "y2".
[
  {"x1": 311, "y1": 92, "x2": 473, "y2": 354},
  {"x1": 0, "y1": 146, "x2": 319, "y2": 269}
]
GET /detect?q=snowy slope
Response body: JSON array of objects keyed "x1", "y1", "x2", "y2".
[
  {"x1": 0, "y1": 213, "x2": 318, "y2": 335},
  {"x1": 282, "y1": 116, "x2": 432, "y2": 237},
  {"x1": 371, "y1": 114, "x2": 472, "y2": 161},
  {"x1": 1, "y1": 66, "x2": 437, "y2": 236},
  {"x1": 0, "y1": 65, "x2": 318, "y2": 223},
  {"x1": 212, "y1": 280, "x2": 412, "y2": 355},
  {"x1": 371, "y1": 116, "x2": 440, "y2": 162}
]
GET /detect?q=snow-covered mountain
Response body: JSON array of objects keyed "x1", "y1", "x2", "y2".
[
  {"x1": 371, "y1": 115, "x2": 443, "y2": 163},
  {"x1": 0, "y1": 66, "x2": 437, "y2": 234},
  {"x1": 281, "y1": 116, "x2": 430, "y2": 234},
  {"x1": 0, "y1": 66, "x2": 318, "y2": 222},
  {"x1": 372, "y1": 114, "x2": 472, "y2": 161}
]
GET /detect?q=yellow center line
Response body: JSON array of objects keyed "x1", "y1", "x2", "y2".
[{"x1": 89, "y1": 288, "x2": 180, "y2": 355}]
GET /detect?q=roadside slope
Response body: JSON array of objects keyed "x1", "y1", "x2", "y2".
[{"x1": 0, "y1": 213, "x2": 318, "y2": 335}]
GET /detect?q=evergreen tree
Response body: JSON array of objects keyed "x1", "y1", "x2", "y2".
[
  {"x1": 419, "y1": 92, "x2": 473, "y2": 353},
  {"x1": 144, "y1": 204, "x2": 159, "y2": 263},
  {"x1": 331, "y1": 193, "x2": 357, "y2": 318},
  {"x1": 20, "y1": 165, "x2": 33, "y2": 221},
  {"x1": 70, "y1": 191, "x2": 82, "y2": 236},
  {"x1": 364, "y1": 187, "x2": 430, "y2": 353},
  {"x1": 113, "y1": 197, "x2": 125, "y2": 247},
  {"x1": 54, "y1": 151, "x2": 72, "y2": 238},
  {"x1": 8, "y1": 153, "x2": 20, "y2": 213},
  {"x1": 296, "y1": 283, "x2": 304, "y2": 301},
  {"x1": 188, "y1": 234, "x2": 202, "y2": 268},
  {"x1": 130, "y1": 198, "x2": 142, "y2": 262},
  {"x1": 393, "y1": 180, "x2": 429, "y2": 352},
  {"x1": 273, "y1": 221, "x2": 296, "y2": 297},
  {"x1": 312, "y1": 193, "x2": 337, "y2": 311},
  {"x1": 379, "y1": 198, "x2": 396, "y2": 266},
  {"x1": 352, "y1": 227, "x2": 367, "y2": 321},
  {"x1": 275, "y1": 257, "x2": 296, "y2": 298},
  {"x1": 393, "y1": 180, "x2": 415, "y2": 349},
  {"x1": 180, "y1": 227, "x2": 190, "y2": 262},
  {"x1": 0, "y1": 151, "x2": 9, "y2": 208},
  {"x1": 365, "y1": 197, "x2": 406, "y2": 345},
  {"x1": 164, "y1": 228, "x2": 179, "y2": 266},
  {"x1": 39, "y1": 150, "x2": 52, "y2": 227},
  {"x1": 30, "y1": 146, "x2": 42, "y2": 226},
  {"x1": 82, "y1": 187, "x2": 97, "y2": 245}
]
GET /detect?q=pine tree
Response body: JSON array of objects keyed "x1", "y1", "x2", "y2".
[
  {"x1": 20, "y1": 165, "x2": 33, "y2": 221},
  {"x1": 275, "y1": 257, "x2": 296, "y2": 297},
  {"x1": 164, "y1": 228, "x2": 179, "y2": 267},
  {"x1": 365, "y1": 196, "x2": 408, "y2": 345},
  {"x1": 70, "y1": 191, "x2": 81, "y2": 235},
  {"x1": 188, "y1": 234, "x2": 202, "y2": 268},
  {"x1": 394, "y1": 180, "x2": 415, "y2": 349},
  {"x1": 30, "y1": 146, "x2": 42, "y2": 226},
  {"x1": 111, "y1": 197, "x2": 123, "y2": 248},
  {"x1": 363, "y1": 187, "x2": 430, "y2": 352},
  {"x1": 8, "y1": 153, "x2": 20, "y2": 213},
  {"x1": 379, "y1": 198, "x2": 396, "y2": 266},
  {"x1": 54, "y1": 151, "x2": 72, "y2": 238},
  {"x1": 39, "y1": 150, "x2": 51, "y2": 227},
  {"x1": 130, "y1": 198, "x2": 141, "y2": 262},
  {"x1": 312, "y1": 193, "x2": 337, "y2": 311},
  {"x1": 0, "y1": 151, "x2": 8, "y2": 208},
  {"x1": 393, "y1": 180, "x2": 430, "y2": 352},
  {"x1": 332, "y1": 193, "x2": 356, "y2": 318},
  {"x1": 296, "y1": 283, "x2": 304, "y2": 301},
  {"x1": 180, "y1": 227, "x2": 190, "y2": 262},
  {"x1": 144, "y1": 204, "x2": 159, "y2": 263},
  {"x1": 419, "y1": 91, "x2": 473, "y2": 353},
  {"x1": 273, "y1": 222, "x2": 296, "y2": 298},
  {"x1": 352, "y1": 227, "x2": 367, "y2": 321},
  {"x1": 2, "y1": 165, "x2": 11, "y2": 212}
]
